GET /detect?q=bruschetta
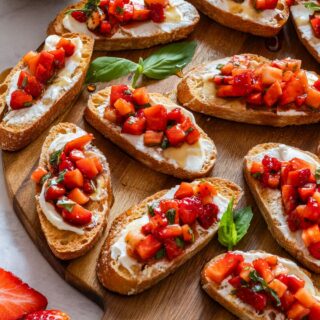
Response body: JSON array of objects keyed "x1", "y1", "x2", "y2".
[
  {"x1": 31, "y1": 123, "x2": 112, "y2": 260},
  {"x1": 187, "y1": 0, "x2": 289, "y2": 37},
  {"x1": 85, "y1": 85, "x2": 217, "y2": 180},
  {"x1": 291, "y1": 1, "x2": 320, "y2": 63},
  {"x1": 97, "y1": 178, "x2": 242, "y2": 295},
  {"x1": 202, "y1": 250, "x2": 320, "y2": 320},
  {"x1": 47, "y1": 0, "x2": 200, "y2": 51},
  {"x1": 0, "y1": 34, "x2": 94, "y2": 151},
  {"x1": 177, "y1": 54, "x2": 320, "y2": 127},
  {"x1": 244, "y1": 143, "x2": 320, "y2": 273}
]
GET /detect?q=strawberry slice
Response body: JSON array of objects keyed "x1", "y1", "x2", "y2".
[
  {"x1": 0, "y1": 268, "x2": 47, "y2": 320},
  {"x1": 25, "y1": 310, "x2": 71, "y2": 320}
]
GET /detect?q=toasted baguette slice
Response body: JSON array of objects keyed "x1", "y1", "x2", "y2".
[
  {"x1": 35, "y1": 123, "x2": 112, "y2": 260},
  {"x1": 244, "y1": 143, "x2": 320, "y2": 273},
  {"x1": 291, "y1": 1, "x2": 320, "y2": 63},
  {"x1": 85, "y1": 87, "x2": 217, "y2": 180},
  {"x1": 187, "y1": 0, "x2": 289, "y2": 37},
  {"x1": 47, "y1": 0, "x2": 199, "y2": 51},
  {"x1": 97, "y1": 177, "x2": 242, "y2": 295},
  {"x1": 0, "y1": 33, "x2": 94, "y2": 151},
  {"x1": 177, "y1": 54, "x2": 320, "y2": 127},
  {"x1": 202, "y1": 250, "x2": 319, "y2": 320}
]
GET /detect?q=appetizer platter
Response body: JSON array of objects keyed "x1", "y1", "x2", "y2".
[{"x1": 2, "y1": 0, "x2": 320, "y2": 319}]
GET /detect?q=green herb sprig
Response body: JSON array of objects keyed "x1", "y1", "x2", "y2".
[
  {"x1": 304, "y1": 2, "x2": 320, "y2": 11},
  {"x1": 218, "y1": 198, "x2": 253, "y2": 250},
  {"x1": 85, "y1": 41, "x2": 197, "y2": 87}
]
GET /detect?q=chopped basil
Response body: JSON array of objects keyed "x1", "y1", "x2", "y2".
[
  {"x1": 189, "y1": 228, "x2": 195, "y2": 243},
  {"x1": 304, "y1": 2, "x2": 320, "y2": 11},
  {"x1": 65, "y1": 0, "x2": 99, "y2": 15},
  {"x1": 56, "y1": 199, "x2": 75, "y2": 212},
  {"x1": 56, "y1": 170, "x2": 67, "y2": 184},
  {"x1": 175, "y1": 237, "x2": 184, "y2": 248},
  {"x1": 24, "y1": 102, "x2": 32, "y2": 107},
  {"x1": 249, "y1": 270, "x2": 281, "y2": 307},
  {"x1": 40, "y1": 172, "x2": 52, "y2": 185},
  {"x1": 185, "y1": 127, "x2": 194, "y2": 134},
  {"x1": 49, "y1": 149, "x2": 62, "y2": 167},
  {"x1": 22, "y1": 76, "x2": 28, "y2": 88},
  {"x1": 252, "y1": 172, "x2": 262, "y2": 179},
  {"x1": 165, "y1": 209, "x2": 176, "y2": 225},
  {"x1": 148, "y1": 204, "x2": 156, "y2": 217},
  {"x1": 161, "y1": 137, "x2": 169, "y2": 149},
  {"x1": 155, "y1": 247, "x2": 165, "y2": 259},
  {"x1": 116, "y1": 5, "x2": 124, "y2": 14},
  {"x1": 316, "y1": 168, "x2": 320, "y2": 184},
  {"x1": 216, "y1": 64, "x2": 224, "y2": 70}
]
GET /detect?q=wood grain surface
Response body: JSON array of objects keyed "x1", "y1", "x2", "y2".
[{"x1": 2, "y1": 12, "x2": 320, "y2": 320}]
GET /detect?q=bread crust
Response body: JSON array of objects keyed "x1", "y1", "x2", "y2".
[
  {"x1": 187, "y1": 0, "x2": 289, "y2": 37},
  {"x1": 47, "y1": 0, "x2": 200, "y2": 51},
  {"x1": 35, "y1": 123, "x2": 113, "y2": 260},
  {"x1": 97, "y1": 177, "x2": 243, "y2": 295},
  {"x1": 201, "y1": 250, "x2": 317, "y2": 320},
  {"x1": 244, "y1": 143, "x2": 320, "y2": 273},
  {"x1": 85, "y1": 87, "x2": 217, "y2": 180},
  {"x1": 0, "y1": 33, "x2": 94, "y2": 151},
  {"x1": 177, "y1": 54, "x2": 320, "y2": 127}
]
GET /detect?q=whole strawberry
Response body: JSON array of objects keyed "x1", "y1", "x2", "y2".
[{"x1": 24, "y1": 310, "x2": 71, "y2": 320}]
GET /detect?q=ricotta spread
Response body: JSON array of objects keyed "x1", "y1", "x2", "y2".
[{"x1": 4, "y1": 35, "x2": 83, "y2": 126}]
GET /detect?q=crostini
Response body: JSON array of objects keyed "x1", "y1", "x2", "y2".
[
  {"x1": 291, "y1": 1, "x2": 320, "y2": 63},
  {"x1": 31, "y1": 123, "x2": 112, "y2": 260},
  {"x1": 244, "y1": 143, "x2": 320, "y2": 273},
  {"x1": 187, "y1": 0, "x2": 289, "y2": 37},
  {"x1": 0, "y1": 34, "x2": 94, "y2": 151},
  {"x1": 97, "y1": 178, "x2": 242, "y2": 294},
  {"x1": 202, "y1": 250, "x2": 320, "y2": 320},
  {"x1": 47, "y1": 0, "x2": 199, "y2": 51},
  {"x1": 85, "y1": 85, "x2": 217, "y2": 179},
  {"x1": 177, "y1": 54, "x2": 320, "y2": 127}
]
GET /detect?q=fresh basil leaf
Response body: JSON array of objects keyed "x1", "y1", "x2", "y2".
[
  {"x1": 166, "y1": 209, "x2": 176, "y2": 224},
  {"x1": 56, "y1": 199, "x2": 75, "y2": 212},
  {"x1": 132, "y1": 58, "x2": 144, "y2": 88},
  {"x1": 234, "y1": 207, "x2": 253, "y2": 243},
  {"x1": 316, "y1": 168, "x2": 320, "y2": 184},
  {"x1": 155, "y1": 247, "x2": 165, "y2": 259},
  {"x1": 40, "y1": 172, "x2": 52, "y2": 185},
  {"x1": 216, "y1": 64, "x2": 224, "y2": 70},
  {"x1": 148, "y1": 204, "x2": 156, "y2": 216},
  {"x1": 142, "y1": 41, "x2": 197, "y2": 80},
  {"x1": 304, "y1": 2, "x2": 320, "y2": 10},
  {"x1": 49, "y1": 149, "x2": 62, "y2": 167},
  {"x1": 161, "y1": 136, "x2": 169, "y2": 149},
  {"x1": 175, "y1": 237, "x2": 184, "y2": 248},
  {"x1": 86, "y1": 57, "x2": 138, "y2": 83},
  {"x1": 218, "y1": 198, "x2": 237, "y2": 250},
  {"x1": 56, "y1": 170, "x2": 67, "y2": 184}
]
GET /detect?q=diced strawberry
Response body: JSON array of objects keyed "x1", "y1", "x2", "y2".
[
  {"x1": 110, "y1": 85, "x2": 133, "y2": 107},
  {"x1": 167, "y1": 108, "x2": 185, "y2": 124},
  {"x1": 217, "y1": 85, "x2": 246, "y2": 97},
  {"x1": 83, "y1": 179, "x2": 95, "y2": 195},
  {"x1": 71, "y1": 10, "x2": 87, "y2": 22},
  {"x1": 252, "y1": 258, "x2": 274, "y2": 283},
  {"x1": 132, "y1": 6, "x2": 151, "y2": 21},
  {"x1": 165, "y1": 124, "x2": 186, "y2": 146},
  {"x1": 261, "y1": 65, "x2": 283, "y2": 85},
  {"x1": 263, "y1": 80, "x2": 282, "y2": 107},
  {"x1": 56, "y1": 37, "x2": 75, "y2": 57},
  {"x1": 228, "y1": 276, "x2": 243, "y2": 289},
  {"x1": 295, "y1": 287, "x2": 316, "y2": 308},
  {"x1": 62, "y1": 204, "x2": 92, "y2": 226},
  {"x1": 68, "y1": 188, "x2": 89, "y2": 205},
  {"x1": 64, "y1": 134, "x2": 93, "y2": 154},
  {"x1": 280, "y1": 290, "x2": 295, "y2": 311},
  {"x1": 35, "y1": 64, "x2": 53, "y2": 84},
  {"x1": 133, "y1": 87, "x2": 150, "y2": 105},
  {"x1": 181, "y1": 224, "x2": 194, "y2": 242},
  {"x1": 49, "y1": 48, "x2": 65, "y2": 69},
  {"x1": 76, "y1": 158, "x2": 99, "y2": 179},
  {"x1": 150, "y1": 3, "x2": 165, "y2": 22},
  {"x1": 306, "y1": 87, "x2": 320, "y2": 109},
  {"x1": 236, "y1": 287, "x2": 268, "y2": 312},
  {"x1": 287, "y1": 209, "x2": 302, "y2": 232},
  {"x1": 136, "y1": 234, "x2": 162, "y2": 260},
  {"x1": 122, "y1": 116, "x2": 146, "y2": 135},
  {"x1": 254, "y1": 0, "x2": 278, "y2": 10},
  {"x1": 59, "y1": 159, "x2": 75, "y2": 172},
  {"x1": 10, "y1": 89, "x2": 33, "y2": 109},
  {"x1": 186, "y1": 127, "x2": 200, "y2": 145},
  {"x1": 198, "y1": 181, "x2": 217, "y2": 198},
  {"x1": 295, "y1": 94, "x2": 307, "y2": 107},
  {"x1": 23, "y1": 51, "x2": 38, "y2": 65},
  {"x1": 158, "y1": 225, "x2": 182, "y2": 239},
  {"x1": 298, "y1": 183, "x2": 316, "y2": 202},
  {"x1": 314, "y1": 79, "x2": 320, "y2": 91},
  {"x1": 45, "y1": 185, "x2": 66, "y2": 201},
  {"x1": 144, "y1": 130, "x2": 163, "y2": 146},
  {"x1": 178, "y1": 196, "x2": 203, "y2": 225},
  {"x1": 310, "y1": 303, "x2": 320, "y2": 320},
  {"x1": 311, "y1": 17, "x2": 320, "y2": 38},
  {"x1": 24, "y1": 76, "x2": 43, "y2": 99},
  {"x1": 308, "y1": 241, "x2": 320, "y2": 259},
  {"x1": 69, "y1": 149, "x2": 85, "y2": 162},
  {"x1": 63, "y1": 169, "x2": 84, "y2": 189},
  {"x1": 250, "y1": 161, "x2": 264, "y2": 178},
  {"x1": 220, "y1": 62, "x2": 234, "y2": 75},
  {"x1": 27, "y1": 54, "x2": 40, "y2": 76},
  {"x1": 100, "y1": 20, "x2": 112, "y2": 34},
  {"x1": 31, "y1": 167, "x2": 48, "y2": 184},
  {"x1": 246, "y1": 92, "x2": 263, "y2": 106},
  {"x1": 174, "y1": 182, "x2": 194, "y2": 199},
  {"x1": 143, "y1": 104, "x2": 167, "y2": 131},
  {"x1": 268, "y1": 279, "x2": 287, "y2": 298},
  {"x1": 114, "y1": 98, "x2": 135, "y2": 116},
  {"x1": 264, "y1": 255, "x2": 278, "y2": 267},
  {"x1": 237, "y1": 262, "x2": 254, "y2": 282},
  {"x1": 280, "y1": 72, "x2": 307, "y2": 106},
  {"x1": 104, "y1": 106, "x2": 117, "y2": 123},
  {"x1": 0, "y1": 268, "x2": 47, "y2": 320},
  {"x1": 287, "y1": 302, "x2": 310, "y2": 320},
  {"x1": 205, "y1": 253, "x2": 244, "y2": 284},
  {"x1": 160, "y1": 199, "x2": 179, "y2": 216},
  {"x1": 262, "y1": 155, "x2": 281, "y2": 173},
  {"x1": 287, "y1": 168, "x2": 311, "y2": 187},
  {"x1": 281, "y1": 185, "x2": 298, "y2": 214},
  {"x1": 164, "y1": 238, "x2": 183, "y2": 260},
  {"x1": 24, "y1": 310, "x2": 71, "y2": 320},
  {"x1": 38, "y1": 51, "x2": 54, "y2": 72},
  {"x1": 198, "y1": 203, "x2": 219, "y2": 229},
  {"x1": 17, "y1": 71, "x2": 29, "y2": 88}
]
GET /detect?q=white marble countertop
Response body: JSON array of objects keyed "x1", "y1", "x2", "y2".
[{"x1": 0, "y1": 0, "x2": 103, "y2": 318}]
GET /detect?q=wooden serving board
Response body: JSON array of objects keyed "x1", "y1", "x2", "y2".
[{"x1": 3, "y1": 13, "x2": 320, "y2": 320}]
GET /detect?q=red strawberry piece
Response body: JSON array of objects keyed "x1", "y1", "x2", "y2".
[
  {"x1": 25, "y1": 310, "x2": 70, "y2": 320},
  {"x1": 0, "y1": 268, "x2": 47, "y2": 320}
]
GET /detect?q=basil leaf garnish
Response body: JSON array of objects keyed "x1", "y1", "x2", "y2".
[{"x1": 165, "y1": 209, "x2": 176, "y2": 225}]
